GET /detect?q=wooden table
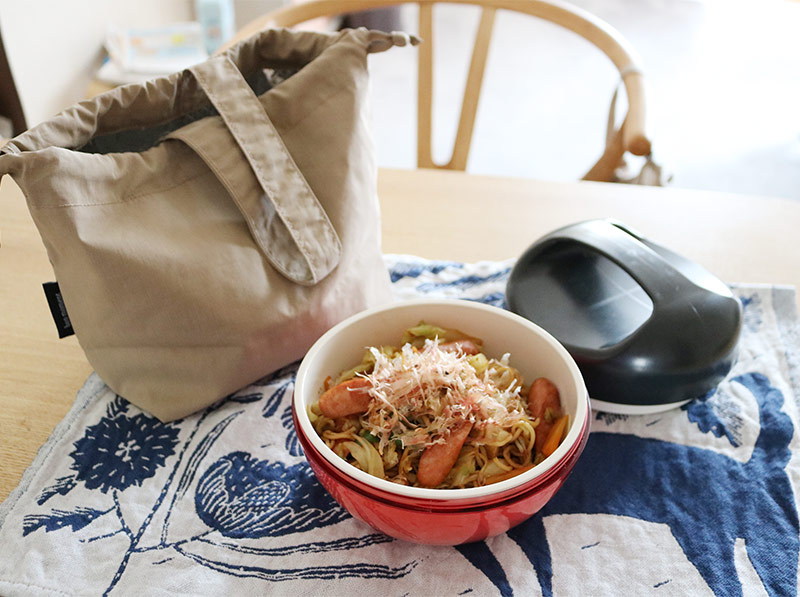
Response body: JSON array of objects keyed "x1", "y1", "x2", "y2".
[{"x1": 2, "y1": 168, "x2": 799, "y2": 502}]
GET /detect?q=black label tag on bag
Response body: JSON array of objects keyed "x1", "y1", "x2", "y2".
[{"x1": 42, "y1": 281, "x2": 74, "y2": 338}]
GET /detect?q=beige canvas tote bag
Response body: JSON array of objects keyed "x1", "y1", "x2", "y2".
[{"x1": 0, "y1": 28, "x2": 414, "y2": 421}]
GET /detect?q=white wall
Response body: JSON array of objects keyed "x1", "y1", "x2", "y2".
[
  {"x1": 0, "y1": 0, "x2": 283, "y2": 128},
  {"x1": 234, "y1": 0, "x2": 287, "y2": 31}
]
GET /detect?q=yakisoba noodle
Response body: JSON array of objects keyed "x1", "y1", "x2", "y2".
[{"x1": 309, "y1": 323, "x2": 569, "y2": 489}]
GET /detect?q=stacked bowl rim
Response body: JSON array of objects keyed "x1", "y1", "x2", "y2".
[{"x1": 293, "y1": 298, "x2": 590, "y2": 504}]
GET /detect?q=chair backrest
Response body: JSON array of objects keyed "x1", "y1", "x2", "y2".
[{"x1": 225, "y1": 0, "x2": 651, "y2": 181}]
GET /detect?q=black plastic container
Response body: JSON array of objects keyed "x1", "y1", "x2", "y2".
[{"x1": 506, "y1": 219, "x2": 742, "y2": 414}]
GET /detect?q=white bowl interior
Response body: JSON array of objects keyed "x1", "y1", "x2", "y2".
[{"x1": 294, "y1": 299, "x2": 588, "y2": 501}]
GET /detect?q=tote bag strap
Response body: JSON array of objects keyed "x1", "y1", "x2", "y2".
[{"x1": 181, "y1": 55, "x2": 341, "y2": 286}]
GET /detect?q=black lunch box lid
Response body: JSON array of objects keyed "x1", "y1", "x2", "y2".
[{"x1": 506, "y1": 219, "x2": 742, "y2": 414}]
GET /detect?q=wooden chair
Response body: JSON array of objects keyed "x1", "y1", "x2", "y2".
[{"x1": 226, "y1": 0, "x2": 652, "y2": 182}]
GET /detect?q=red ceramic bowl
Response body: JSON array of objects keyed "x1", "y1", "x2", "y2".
[{"x1": 293, "y1": 299, "x2": 590, "y2": 545}]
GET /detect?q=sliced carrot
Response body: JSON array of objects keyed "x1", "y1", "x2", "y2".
[{"x1": 541, "y1": 415, "x2": 569, "y2": 457}]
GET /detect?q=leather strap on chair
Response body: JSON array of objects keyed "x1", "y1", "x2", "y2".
[{"x1": 584, "y1": 83, "x2": 667, "y2": 186}]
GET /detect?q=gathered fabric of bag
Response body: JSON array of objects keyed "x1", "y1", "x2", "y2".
[{"x1": 0, "y1": 28, "x2": 417, "y2": 421}]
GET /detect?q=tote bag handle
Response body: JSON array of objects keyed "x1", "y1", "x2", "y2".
[{"x1": 181, "y1": 55, "x2": 341, "y2": 286}]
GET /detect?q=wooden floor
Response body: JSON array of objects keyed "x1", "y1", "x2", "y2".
[{"x1": 364, "y1": 0, "x2": 800, "y2": 199}]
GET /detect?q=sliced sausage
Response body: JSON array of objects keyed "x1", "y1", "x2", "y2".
[
  {"x1": 318, "y1": 377, "x2": 372, "y2": 419},
  {"x1": 528, "y1": 377, "x2": 561, "y2": 454},
  {"x1": 439, "y1": 339, "x2": 482, "y2": 355},
  {"x1": 417, "y1": 420, "x2": 473, "y2": 487}
]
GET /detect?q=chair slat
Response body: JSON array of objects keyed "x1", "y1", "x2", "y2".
[
  {"x1": 224, "y1": 0, "x2": 653, "y2": 180},
  {"x1": 417, "y1": 2, "x2": 435, "y2": 168},
  {"x1": 448, "y1": 6, "x2": 496, "y2": 170}
]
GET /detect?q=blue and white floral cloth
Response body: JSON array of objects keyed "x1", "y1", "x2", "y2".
[{"x1": 1, "y1": 255, "x2": 798, "y2": 596}]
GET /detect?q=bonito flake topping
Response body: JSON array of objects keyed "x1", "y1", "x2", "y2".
[{"x1": 361, "y1": 338, "x2": 527, "y2": 452}]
